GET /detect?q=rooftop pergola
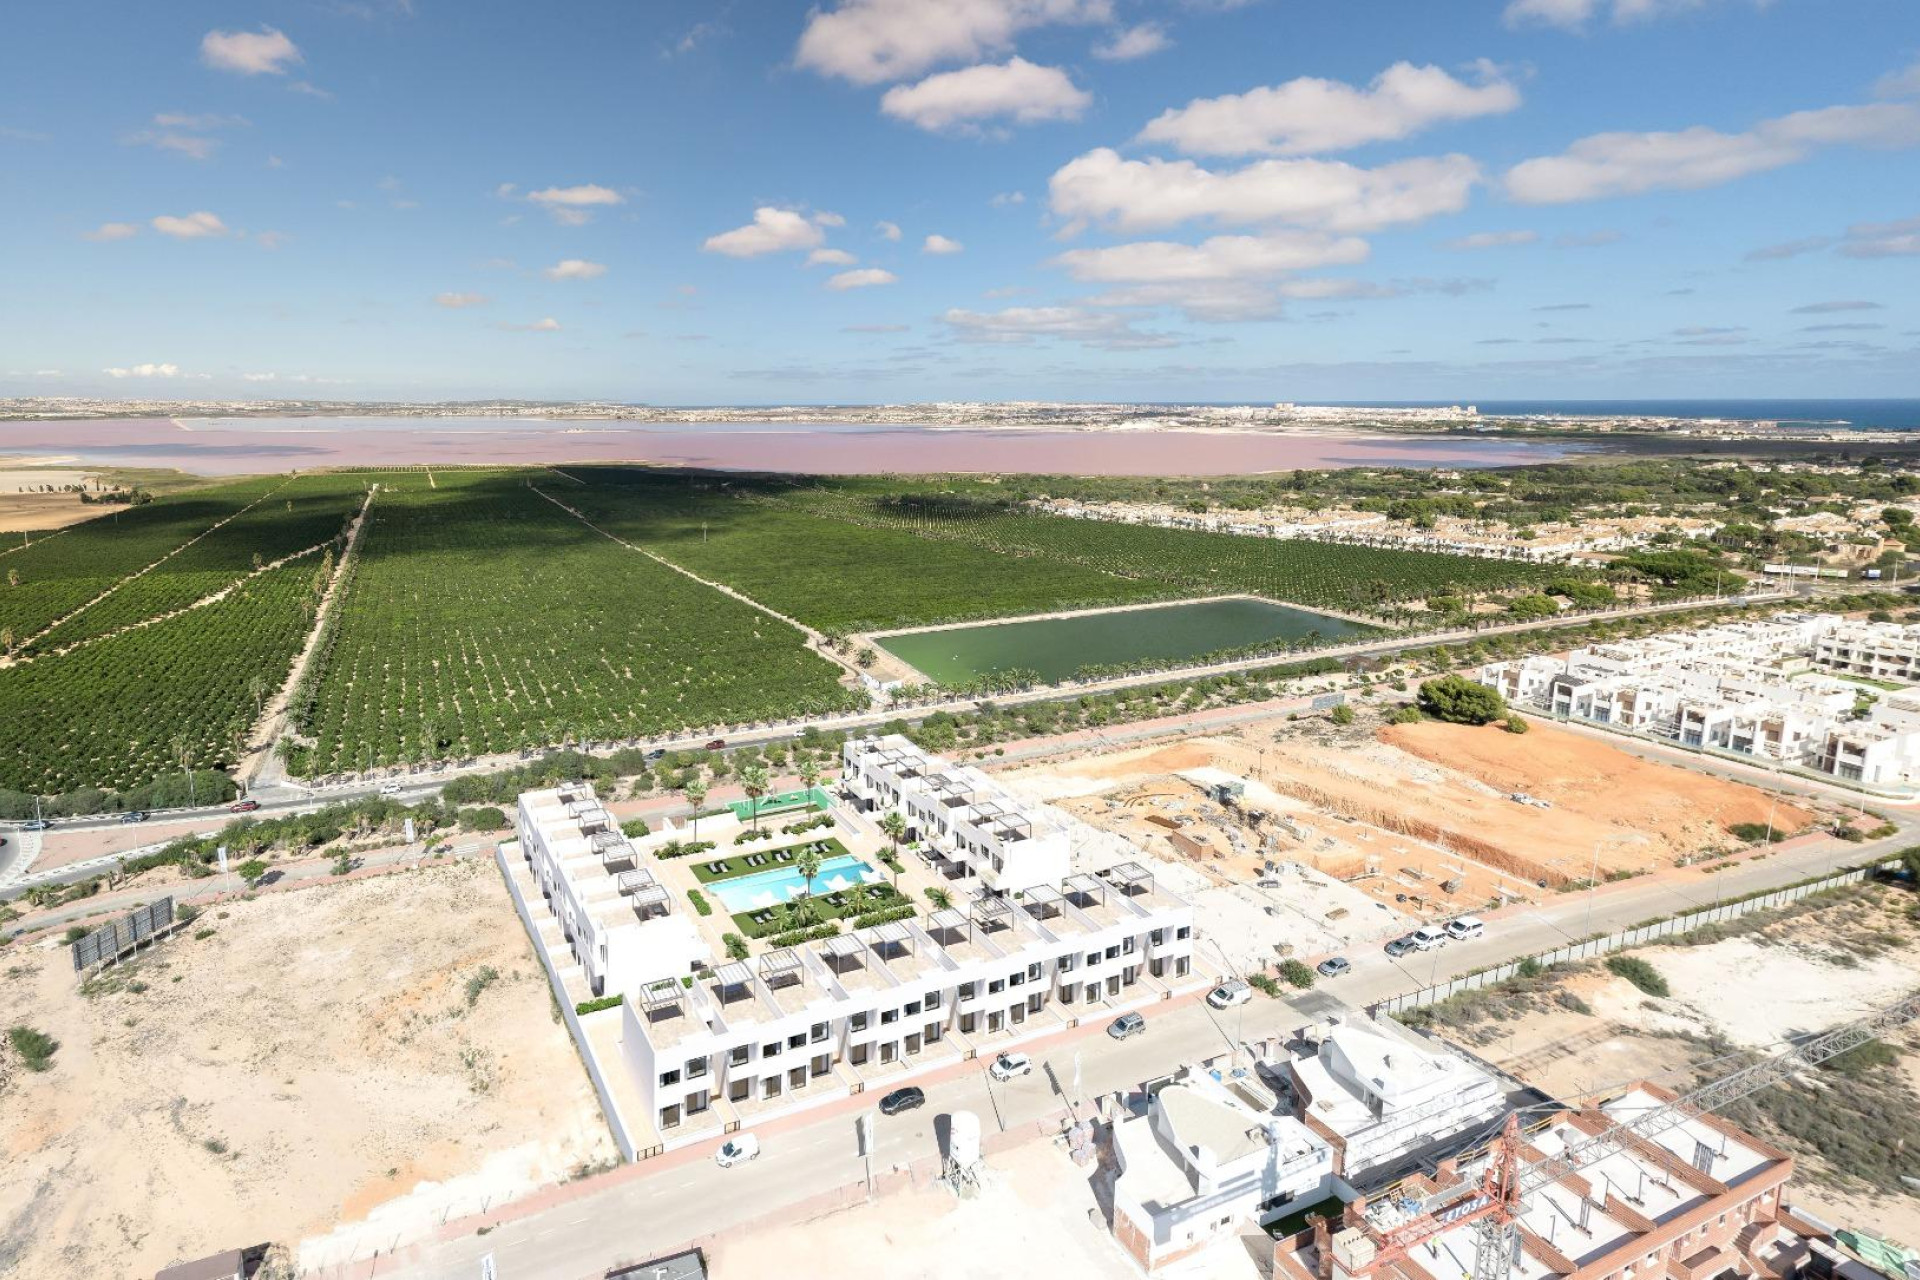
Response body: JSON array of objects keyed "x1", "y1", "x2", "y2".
[
  {"x1": 1021, "y1": 883, "x2": 1065, "y2": 922},
  {"x1": 860, "y1": 918, "x2": 915, "y2": 965},
  {"x1": 758, "y1": 947, "x2": 805, "y2": 992},
  {"x1": 557, "y1": 782, "x2": 594, "y2": 804},
  {"x1": 924, "y1": 907, "x2": 968, "y2": 940},
  {"x1": 637, "y1": 977, "x2": 688, "y2": 1019},
  {"x1": 594, "y1": 829, "x2": 635, "y2": 867},
  {"x1": 1104, "y1": 861, "x2": 1156, "y2": 897},
  {"x1": 613, "y1": 868, "x2": 655, "y2": 896},
  {"x1": 709, "y1": 960, "x2": 755, "y2": 1005},
  {"x1": 819, "y1": 932, "x2": 870, "y2": 975},
  {"x1": 630, "y1": 883, "x2": 671, "y2": 920},
  {"x1": 925, "y1": 771, "x2": 978, "y2": 806},
  {"x1": 1062, "y1": 872, "x2": 1108, "y2": 910},
  {"x1": 970, "y1": 799, "x2": 1033, "y2": 842},
  {"x1": 969, "y1": 894, "x2": 1016, "y2": 939}
]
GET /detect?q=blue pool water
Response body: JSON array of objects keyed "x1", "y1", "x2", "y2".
[{"x1": 709, "y1": 853, "x2": 880, "y2": 913}]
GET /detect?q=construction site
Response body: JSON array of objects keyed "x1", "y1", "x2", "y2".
[{"x1": 1001, "y1": 709, "x2": 1815, "y2": 928}]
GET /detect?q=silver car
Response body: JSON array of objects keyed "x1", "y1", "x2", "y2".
[{"x1": 1107, "y1": 1012, "x2": 1146, "y2": 1040}]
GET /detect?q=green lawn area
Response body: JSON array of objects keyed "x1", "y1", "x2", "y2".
[
  {"x1": 687, "y1": 837, "x2": 850, "y2": 883},
  {"x1": 729, "y1": 880, "x2": 908, "y2": 940}
]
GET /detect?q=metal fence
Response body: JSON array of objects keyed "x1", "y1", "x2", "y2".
[
  {"x1": 70, "y1": 896, "x2": 176, "y2": 971},
  {"x1": 1374, "y1": 864, "x2": 1881, "y2": 1015},
  {"x1": 493, "y1": 844, "x2": 639, "y2": 1161}
]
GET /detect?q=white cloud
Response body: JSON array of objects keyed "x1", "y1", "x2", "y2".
[
  {"x1": 1790, "y1": 300, "x2": 1882, "y2": 313},
  {"x1": 1048, "y1": 147, "x2": 1480, "y2": 234},
  {"x1": 1839, "y1": 214, "x2": 1920, "y2": 258},
  {"x1": 1505, "y1": 0, "x2": 1768, "y2": 30},
  {"x1": 525, "y1": 183, "x2": 625, "y2": 225},
  {"x1": 1138, "y1": 61, "x2": 1519, "y2": 158},
  {"x1": 436, "y1": 292, "x2": 491, "y2": 308},
  {"x1": 795, "y1": 0, "x2": 1111, "y2": 86},
  {"x1": 922, "y1": 233, "x2": 965, "y2": 254},
  {"x1": 939, "y1": 304, "x2": 1177, "y2": 349},
  {"x1": 200, "y1": 27, "x2": 303, "y2": 76},
  {"x1": 83, "y1": 221, "x2": 139, "y2": 242},
  {"x1": 991, "y1": 191, "x2": 1026, "y2": 206},
  {"x1": 880, "y1": 58, "x2": 1090, "y2": 133},
  {"x1": 1877, "y1": 58, "x2": 1920, "y2": 100},
  {"x1": 1506, "y1": 102, "x2": 1920, "y2": 203},
  {"x1": 875, "y1": 220, "x2": 903, "y2": 241},
  {"x1": 151, "y1": 211, "x2": 229, "y2": 239},
  {"x1": 1553, "y1": 228, "x2": 1623, "y2": 247},
  {"x1": 105, "y1": 362, "x2": 183, "y2": 378},
  {"x1": 812, "y1": 210, "x2": 847, "y2": 228},
  {"x1": 1052, "y1": 229, "x2": 1369, "y2": 282},
  {"x1": 242, "y1": 372, "x2": 278, "y2": 382},
  {"x1": 254, "y1": 230, "x2": 289, "y2": 250},
  {"x1": 543, "y1": 258, "x2": 609, "y2": 281},
  {"x1": 808, "y1": 248, "x2": 860, "y2": 267},
  {"x1": 127, "y1": 130, "x2": 219, "y2": 160},
  {"x1": 155, "y1": 111, "x2": 247, "y2": 131},
  {"x1": 826, "y1": 267, "x2": 899, "y2": 290},
  {"x1": 1442, "y1": 229, "x2": 1538, "y2": 250},
  {"x1": 703, "y1": 207, "x2": 826, "y2": 257},
  {"x1": 498, "y1": 317, "x2": 562, "y2": 332},
  {"x1": 1092, "y1": 23, "x2": 1169, "y2": 61}
]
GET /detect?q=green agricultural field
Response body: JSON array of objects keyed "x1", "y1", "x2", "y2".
[
  {"x1": 287, "y1": 472, "x2": 861, "y2": 774},
  {"x1": 559, "y1": 468, "x2": 1175, "y2": 633},
  {"x1": 0, "y1": 475, "x2": 286, "y2": 647}
]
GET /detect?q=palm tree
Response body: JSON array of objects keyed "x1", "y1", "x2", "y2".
[
  {"x1": 739, "y1": 763, "x2": 771, "y2": 832},
  {"x1": 683, "y1": 778, "x2": 709, "y2": 841},
  {"x1": 878, "y1": 811, "x2": 907, "y2": 886},
  {"x1": 797, "y1": 758, "x2": 822, "y2": 796},
  {"x1": 796, "y1": 845, "x2": 824, "y2": 915}
]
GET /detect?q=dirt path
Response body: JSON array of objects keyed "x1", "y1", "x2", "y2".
[{"x1": 242, "y1": 486, "x2": 377, "y2": 789}]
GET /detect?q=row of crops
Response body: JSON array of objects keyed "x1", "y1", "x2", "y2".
[
  {"x1": 0, "y1": 555, "x2": 325, "y2": 794},
  {"x1": 775, "y1": 488, "x2": 1554, "y2": 613},
  {"x1": 288, "y1": 473, "x2": 863, "y2": 774},
  {"x1": 27, "y1": 473, "x2": 368, "y2": 654},
  {"x1": 558, "y1": 470, "x2": 1175, "y2": 633}
]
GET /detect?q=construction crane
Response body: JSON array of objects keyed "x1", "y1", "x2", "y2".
[{"x1": 1342, "y1": 988, "x2": 1920, "y2": 1280}]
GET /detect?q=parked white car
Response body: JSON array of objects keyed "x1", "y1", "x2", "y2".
[
  {"x1": 1409, "y1": 924, "x2": 1449, "y2": 950},
  {"x1": 988, "y1": 1052, "x2": 1033, "y2": 1082},
  {"x1": 378, "y1": 781, "x2": 403, "y2": 797},
  {"x1": 1207, "y1": 980, "x2": 1252, "y2": 1009},
  {"x1": 1445, "y1": 916, "x2": 1486, "y2": 941},
  {"x1": 715, "y1": 1132, "x2": 761, "y2": 1168}
]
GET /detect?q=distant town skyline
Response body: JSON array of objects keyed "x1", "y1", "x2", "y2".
[{"x1": 4, "y1": 0, "x2": 1919, "y2": 403}]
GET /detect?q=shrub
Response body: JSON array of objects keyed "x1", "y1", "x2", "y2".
[
  {"x1": 8, "y1": 1025, "x2": 59, "y2": 1072},
  {"x1": 1389, "y1": 704, "x2": 1424, "y2": 725},
  {"x1": 1605, "y1": 955, "x2": 1670, "y2": 997},
  {"x1": 235, "y1": 858, "x2": 269, "y2": 889},
  {"x1": 1504, "y1": 713, "x2": 1529, "y2": 735},
  {"x1": 1418, "y1": 676, "x2": 1506, "y2": 725},
  {"x1": 851, "y1": 904, "x2": 916, "y2": 930},
  {"x1": 463, "y1": 965, "x2": 501, "y2": 1009},
  {"x1": 1329, "y1": 703, "x2": 1355, "y2": 726},
  {"x1": 459, "y1": 805, "x2": 508, "y2": 832},
  {"x1": 62, "y1": 926, "x2": 88, "y2": 944},
  {"x1": 767, "y1": 922, "x2": 840, "y2": 948},
  {"x1": 1246, "y1": 973, "x2": 1281, "y2": 998},
  {"x1": 723, "y1": 932, "x2": 750, "y2": 961},
  {"x1": 687, "y1": 889, "x2": 713, "y2": 917},
  {"x1": 620, "y1": 817, "x2": 651, "y2": 838},
  {"x1": 1507, "y1": 594, "x2": 1558, "y2": 619},
  {"x1": 1278, "y1": 959, "x2": 1316, "y2": 989},
  {"x1": 1728, "y1": 822, "x2": 1784, "y2": 845},
  {"x1": 575, "y1": 994, "x2": 623, "y2": 1016}
]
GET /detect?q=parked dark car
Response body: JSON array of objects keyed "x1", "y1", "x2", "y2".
[
  {"x1": 231, "y1": 799, "x2": 261, "y2": 813},
  {"x1": 704, "y1": 739, "x2": 727, "y2": 751},
  {"x1": 120, "y1": 811, "x2": 149, "y2": 824},
  {"x1": 878, "y1": 1086, "x2": 926, "y2": 1116},
  {"x1": 645, "y1": 748, "x2": 667, "y2": 761}
]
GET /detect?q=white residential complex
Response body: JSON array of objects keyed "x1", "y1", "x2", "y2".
[
  {"x1": 1479, "y1": 612, "x2": 1920, "y2": 787},
  {"x1": 515, "y1": 783, "x2": 712, "y2": 998},
  {"x1": 842, "y1": 734, "x2": 1071, "y2": 892}
]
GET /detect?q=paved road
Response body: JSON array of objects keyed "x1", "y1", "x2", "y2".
[{"x1": 355, "y1": 821, "x2": 1899, "y2": 1280}]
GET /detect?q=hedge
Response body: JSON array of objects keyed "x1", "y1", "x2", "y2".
[
  {"x1": 575, "y1": 994, "x2": 624, "y2": 1015},
  {"x1": 687, "y1": 889, "x2": 713, "y2": 917}
]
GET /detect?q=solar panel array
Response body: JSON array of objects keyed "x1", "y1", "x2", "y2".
[{"x1": 70, "y1": 896, "x2": 175, "y2": 972}]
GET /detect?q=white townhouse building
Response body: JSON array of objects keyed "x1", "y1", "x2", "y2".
[
  {"x1": 1285, "y1": 1017, "x2": 1506, "y2": 1184},
  {"x1": 1813, "y1": 620, "x2": 1920, "y2": 683},
  {"x1": 515, "y1": 783, "x2": 712, "y2": 998},
  {"x1": 621, "y1": 860, "x2": 1196, "y2": 1137},
  {"x1": 1111, "y1": 1066, "x2": 1337, "y2": 1272},
  {"x1": 841, "y1": 734, "x2": 1071, "y2": 892}
]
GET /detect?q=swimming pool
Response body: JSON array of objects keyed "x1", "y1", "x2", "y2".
[{"x1": 708, "y1": 853, "x2": 882, "y2": 913}]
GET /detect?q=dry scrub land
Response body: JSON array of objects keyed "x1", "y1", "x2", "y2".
[
  {"x1": 1409, "y1": 883, "x2": 1920, "y2": 1245},
  {"x1": 0, "y1": 858, "x2": 613, "y2": 1279},
  {"x1": 1002, "y1": 714, "x2": 1805, "y2": 918}
]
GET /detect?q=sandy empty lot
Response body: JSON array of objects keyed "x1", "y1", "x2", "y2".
[{"x1": 0, "y1": 858, "x2": 614, "y2": 1279}]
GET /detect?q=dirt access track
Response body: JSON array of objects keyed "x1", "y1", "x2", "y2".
[{"x1": 0, "y1": 858, "x2": 614, "y2": 1280}]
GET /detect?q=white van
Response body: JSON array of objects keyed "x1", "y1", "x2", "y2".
[
  {"x1": 1410, "y1": 925, "x2": 1448, "y2": 950},
  {"x1": 1445, "y1": 916, "x2": 1485, "y2": 942}
]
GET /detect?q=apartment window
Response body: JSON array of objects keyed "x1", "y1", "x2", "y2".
[
  {"x1": 881, "y1": 1008, "x2": 899, "y2": 1025},
  {"x1": 811, "y1": 1021, "x2": 829, "y2": 1043},
  {"x1": 925, "y1": 990, "x2": 942, "y2": 1009},
  {"x1": 658, "y1": 1067, "x2": 683, "y2": 1088},
  {"x1": 1084, "y1": 952, "x2": 1099, "y2": 968},
  {"x1": 1176, "y1": 925, "x2": 1192, "y2": 940},
  {"x1": 787, "y1": 1033, "x2": 806, "y2": 1050},
  {"x1": 1104, "y1": 945, "x2": 1120, "y2": 961},
  {"x1": 1150, "y1": 929, "x2": 1164, "y2": 946},
  {"x1": 686, "y1": 1058, "x2": 708, "y2": 1079},
  {"x1": 1060, "y1": 984, "x2": 1075, "y2": 1005},
  {"x1": 1026, "y1": 962, "x2": 1042, "y2": 982},
  {"x1": 762, "y1": 1041, "x2": 781, "y2": 1059},
  {"x1": 1008, "y1": 972, "x2": 1023, "y2": 988},
  {"x1": 905, "y1": 1000, "x2": 922, "y2": 1016},
  {"x1": 926, "y1": 1023, "x2": 942, "y2": 1043},
  {"x1": 687, "y1": 1093, "x2": 710, "y2": 1115},
  {"x1": 850, "y1": 1012, "x2": 869, "y2": 1032},
  {"x1": 959, "y1": 982, "x2": 977, "y2": 1000},
  {"x1": 729, "y1": 1045, "x2": 750, "y2": 1066},
  {"x1": 1121, "y1": 937, "x2": 1135, "y2": 954},
  {"x1": 988, "y1": 978, "x2": 1006, "y2": 995},
  {"x1": 1058, "y1": 955, "x2": 1076, "y2": 973}
]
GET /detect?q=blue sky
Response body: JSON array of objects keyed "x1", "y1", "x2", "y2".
[{"x1": 3, "y1": 0, "x2": 1918, "y2": 404}]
